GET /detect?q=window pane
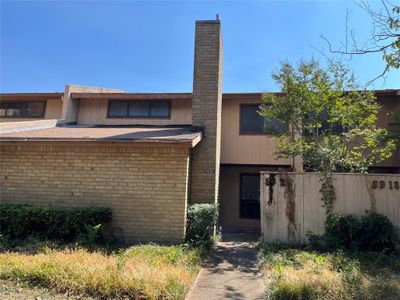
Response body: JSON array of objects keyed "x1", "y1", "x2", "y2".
[
  {"x1": 109, "y1": 101, "x2": 128, "y2": 117},
  {"x1": 1, "y1": 101, "x2": 45, "y2": 117},
  {"x1": 240, "y1": 104, "x2": 264, "y2": 133},
  {"x1": 0, "y1": 102, "x2": 7, "y2": 117},
  {"x1": 26, "y1": 101, "x2": 45, "y2": 117},
  {"x1": 241, "y1": 104, "x2": 288, "y2": 134},
  {"x1": 264, "y1": 117, "x2": 288, "y2": 133},
  {"x1": 318, "y1": 120, "x2": 345, "y2": 135},
  {"x1": 129, "y1": 101, "x2": 149, "y2": 117},
  {"x1": 240, "y1": 174, "x2": 260, "y2": 219},
  {"x1": 5, "y1": 102, "x2": 25, "y2": 116},
  {"x1": 241, "y1": 175, "x2": 260, "y2": 201},
  {"x1": 150, "y1": 102, "x2": 169, "y2": 117}
]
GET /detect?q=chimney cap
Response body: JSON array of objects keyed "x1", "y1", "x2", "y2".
[{"x1": 195, "y1": 19, "x2": 220, "y2": 24}]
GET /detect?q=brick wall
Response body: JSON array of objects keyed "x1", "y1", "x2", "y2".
[
  {"x1": 0, "y1": 143, "x2": 190, "y2": 244},
  {"x1": 191, "y1": 20, "x2": 223, "y2": 204}
]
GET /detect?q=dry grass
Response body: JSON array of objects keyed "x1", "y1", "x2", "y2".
[
  {"x1": 0, "y1": 245, "x2": 204, "y2": 299},
  {"x1": 0, "y1": 279, "x2": 86, "y2": 300},
  {"x1": 260, "y1": 244, "x2": 400, "y2": 300}
]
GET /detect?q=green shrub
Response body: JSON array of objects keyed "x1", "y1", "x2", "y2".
[
  {"x1": 0, "y1": 203, "x2": 112, "y2": 243},
  {"x1": 358, "y1": 212, "x2": 399, "y2": 252},
  {"x1": 308, "y1": 212, "x2": 400, "y2": 252},
  {"x1": 185, "y1": 204, "x2": 218, "y2": 248},
  {"x1": 324, "y1": 214, "x2": 362, "y2": 251}
]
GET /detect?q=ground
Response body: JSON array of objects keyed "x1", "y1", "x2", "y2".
[
  {"x1": 2, "y1": 237, "x2": 400, "y2": 300},
  {"x1": 186, "y1": 231, "x2": 265, "y2": 300}
]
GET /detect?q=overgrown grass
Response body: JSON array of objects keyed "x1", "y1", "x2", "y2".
[
  {"x1": 0, "y1": 243, "x2": 205, "y2": 299},
  {"x1": 259, "y1": 243, "x2": 400, "y2": 300}
]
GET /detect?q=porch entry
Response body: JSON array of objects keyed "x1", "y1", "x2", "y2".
[{"x1": 219, "y1": 165, "x2": 267, "y2": 230}]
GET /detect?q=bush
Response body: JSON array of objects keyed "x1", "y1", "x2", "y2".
[
  {"x1": 308, "y1": 212, "x2": 400, "y2": 252},
  {"x1": 324, "y1": 214, "x2": 362, "y2": 251},
  {"x1": 0, "y1": 203, "x2": 112, "y2": 243},
  {"x1": 185, "y1": 204, "x2": 218, "y2": 248},
  {"x1": 358, "y1": 212, "x2": 399, "y2": 251}
]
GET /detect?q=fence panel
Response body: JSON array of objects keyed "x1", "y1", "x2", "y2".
[{"x1": 260, "y1": 172, "x2": 400, "y2": 243}]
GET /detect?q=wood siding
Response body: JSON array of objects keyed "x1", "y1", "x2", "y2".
[
  {"x1": 77, "y1": 99, "x2": 192, "y2": 125},
  {"x1": 221, "y1": 97, "x2": 293, "y2": 165}
]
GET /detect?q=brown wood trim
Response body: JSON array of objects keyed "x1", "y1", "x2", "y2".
[
  {"x1": 0, "y1": 93, "x2": 63, "y2": 100},
  {"x1": 72, "y1": 93, "x2": 192, "y2": 100}
]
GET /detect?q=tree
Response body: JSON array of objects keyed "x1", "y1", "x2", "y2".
[
  {"x1": 260, "y1": 60, "x2": 396, "y2": 174},
  {"x1": 322, "y1": 0, "x2": 400, "y2": 82}
]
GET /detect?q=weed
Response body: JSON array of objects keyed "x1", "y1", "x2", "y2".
[
  {"x1": 260, "y1": 243, "x2": 400, "y2": 300},
  {"x1": 0, "y1": 244, "x2": 204, "y2": 299}
]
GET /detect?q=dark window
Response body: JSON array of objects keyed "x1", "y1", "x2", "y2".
[
  {"x1": 240, "y1": 174, "x2": 260, "y2": 219},
  {"x1": 240, "y1": 104, "x2": 287, "y2": 134},
  {"x1": 108, "y1": 101, "x2": 128, "y2": 117},
  {"x1": 150, "y1": 101, "x2": 170, "y2": 117},
  {"x1": 319, "y1": 116, "x2": 346, "y2": 135},
  {"x1": 388, "y1": 122, "x2": 400, "y2": 133},
  {"x1": 0, "y1": 101, "x2": 46, "y2": 117},
  {"x1": 128, "y1": 101, "x2": 149, "y2": 117},
  {"x1": 108, "y1": 100, "x2": 170, "y2": 118}
]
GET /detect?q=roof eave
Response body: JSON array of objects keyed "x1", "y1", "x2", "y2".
[
  {"x1": 0, "y1": 137, "x2": 201, "y2": 148},
  {"x1": 71, "y1": 93, "x2": 192, "y2": 100},
  {"x1": 0, "y1": 93, "x2": 63, "y2": 100}
]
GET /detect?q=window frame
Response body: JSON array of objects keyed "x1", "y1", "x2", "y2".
[
  {"x1": 239, "y1": 173, "x2": 261, "y2": 219},
  {"x1": 107, "y1": 100, "x2": 171, "y2": 119},
  {"x1": 0, "y1": 100, "x2": 46, "y2": 118},
  {"x1": 239, "y1": 103, "x2": 288, "y2": 135}
]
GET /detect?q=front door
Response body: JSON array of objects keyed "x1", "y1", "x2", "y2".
[{"x1": 240, "y1": 174, "x2": 260, "y2": 219}]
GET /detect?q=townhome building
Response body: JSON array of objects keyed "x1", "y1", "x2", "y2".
[{"x1": 1, "y1": 19, "x2": 399, "y2": 243}]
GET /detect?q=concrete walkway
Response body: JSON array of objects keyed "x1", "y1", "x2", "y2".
[{"x1": 186, "y1": 232, "x2": 265, "y2": 300}]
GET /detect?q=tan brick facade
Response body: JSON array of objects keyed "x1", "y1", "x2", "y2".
[
  {"x1": 0, "y1": 142, "x2": 190, "y2": 244},
  {"x1": 191, "y1": 20, "x2": 223, "y2": 204}
]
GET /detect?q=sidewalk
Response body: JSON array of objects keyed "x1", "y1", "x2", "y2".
[{"x1": 186, "y1": 232, "x2": 265, "y2": 300}]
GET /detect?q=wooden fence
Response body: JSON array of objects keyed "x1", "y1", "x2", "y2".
[{"x1": 260, "y1": 172, "x2": 400, "y2": 243}]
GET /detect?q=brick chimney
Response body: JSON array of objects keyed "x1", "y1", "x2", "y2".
[{"x1": 190, "y1": 19, "x2": 223, "y2": 204}]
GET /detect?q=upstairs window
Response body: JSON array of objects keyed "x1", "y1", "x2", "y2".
[
  {"x1": 108, "y1": 100, "x2": 170, "y2": 118},
  {"x1": 240, "y1": 104, "x2": 287, "y2": 134},
  {"x1": 0, "y1": 101, "x2": 46, "y2": 117}
]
